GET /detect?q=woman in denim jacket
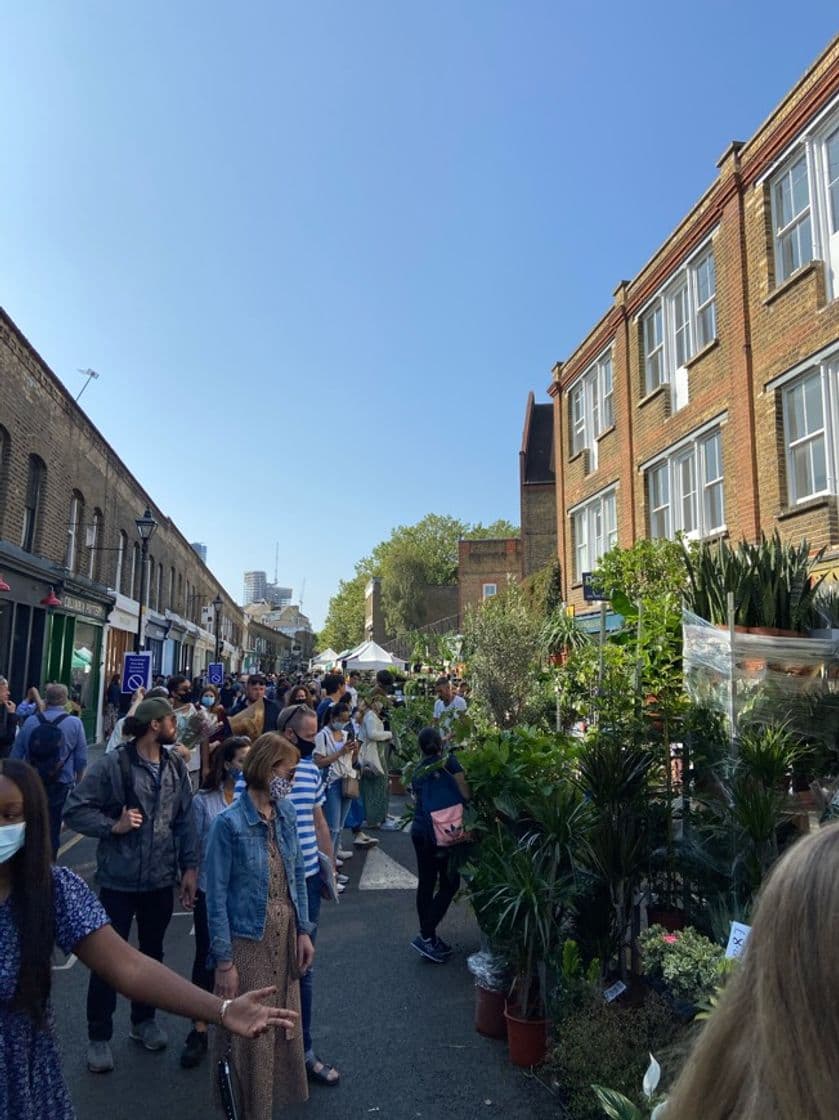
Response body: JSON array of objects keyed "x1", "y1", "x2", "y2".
[{"x1": 206, "y1": 732, "x2": 315, "y2": 1119}]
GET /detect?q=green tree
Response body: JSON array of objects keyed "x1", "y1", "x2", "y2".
[
  {"x1": 321, "y1": 513, "x2": 521, "y2": 643},
  {"x1": 463, "y1": 580, "x2": 541, "y2": 728},
  {"x1": 594, "y1": 539, "x2": 685, "y2": 602},
  {"x1": 318, "y1": 571, "x2": 367, "y2": 652}
]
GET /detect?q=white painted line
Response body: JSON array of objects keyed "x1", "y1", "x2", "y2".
[
  {"x1": 359, "y1": 847, "x2": 418, "y2": 890},
  {"x1": 57, "y1": 832, "x2": 83, "y2": 858},
  {"x1": 53, "y1": 953, "x2": 78, "y2": 972}
]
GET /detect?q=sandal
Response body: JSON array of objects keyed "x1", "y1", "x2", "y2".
[{"x1": 306, "y1": 1056, "x2": 341, "y2": 1086}]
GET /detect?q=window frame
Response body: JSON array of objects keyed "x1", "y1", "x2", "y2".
[
  {"x1": 115, "y1": 531, "x2": 126, "y2": 594},
  {"x1": 646, "y1": 427, "x2": 726, "y2": 540},
  {"x1": 570, "y1": 487, "x2": 618, "y2": 582},
  {"x1": 21, "y1": 455, "x2": 45, "y2": 554},
  {"x1": 66, "y1": 491, "x2": 85, "y2": 573},
  {"x1": 771, "y1": 151, "x2": 814, "y2": 284},
  {"x1": 640, "y1": 245, "x2": 718, "y2": 397},
  {"x1": 567, "y1": 348, "x2": 615, "y2": 463},
  {"x1": 481, "y1": 583, "x2": 497, "y2": 600},
  {"x1": 782, "y1": 367, "x2": 832, "y2": 505}
]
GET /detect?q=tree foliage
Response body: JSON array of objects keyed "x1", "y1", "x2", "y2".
[
  {"x1": 463, "y1": 580, "x2": 541, "y2": 728},
  {"x1": 319, "y1": 513, "x2": 519, "y2": 646}
]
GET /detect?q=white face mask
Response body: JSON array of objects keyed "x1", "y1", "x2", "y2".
[{"x1": 0, "y1": 822, "x2": 26, "y2": 863}]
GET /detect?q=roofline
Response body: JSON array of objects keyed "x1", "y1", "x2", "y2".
[{"x1": 0, "y1": 305, "x2": 240, "y2": 613}]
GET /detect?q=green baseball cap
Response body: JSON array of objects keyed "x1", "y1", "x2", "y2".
[{"x1": 134, "y1": 697, "x2": 174, "y2": 723}]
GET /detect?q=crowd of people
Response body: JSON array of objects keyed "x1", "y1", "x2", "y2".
[{"x1": 0, "y1": 666, "x2": 473, "y2": 1119}]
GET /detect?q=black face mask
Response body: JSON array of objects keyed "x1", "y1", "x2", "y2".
[{"x1": 293, "y1": 736, "x2": 315, "y2": 758}]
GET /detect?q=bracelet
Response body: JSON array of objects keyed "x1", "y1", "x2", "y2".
[{"x1": 219, "y1": 998, "x2": 232, "y2": 1026}]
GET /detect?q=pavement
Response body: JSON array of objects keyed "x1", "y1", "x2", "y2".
[{"x1": 53, "y1": 769, "x2": 558, "y2": 1120}]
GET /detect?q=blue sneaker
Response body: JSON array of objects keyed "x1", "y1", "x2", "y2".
[
  {"x1": 433, "y1": 936, "x2": 454, "y2": 957},
  {"x1": 410, "y1": 935, "x2": 447, "y2": 963}
]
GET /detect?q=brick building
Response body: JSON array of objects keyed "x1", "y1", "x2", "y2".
[
  {"x1": 520, "y1": 392, "x2": 557, "y2": 579},
  {"x1": 545, "y1": 34, "x2": 839, "y2": 610},
  {"x1": 0, "y1": 308, "x2": 247, "y2": 739},
  {"x1": 457, "y1": 537, "x2": 523, "y2": 620}
]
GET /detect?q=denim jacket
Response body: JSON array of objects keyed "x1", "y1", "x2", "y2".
[{"x1": 205, "y1": 791, "x2": 313, "y2": 965}]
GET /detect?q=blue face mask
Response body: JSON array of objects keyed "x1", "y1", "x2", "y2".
[
  {"x1": 201, "y1": 695, "x2": 215, "y2": 709},
  {"x1": 0, "y1": 822, "x2": 25, "y2": 864},
  {"x1": 228, "y1": 767, "x2": 243, "y2": 783},
  {"x1": 330, "y1": 721, "x2": 345, "y2": 733}
]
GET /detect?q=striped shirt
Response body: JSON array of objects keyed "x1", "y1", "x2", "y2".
[
  {"x1": 233, "y1": 761, "x2": 326, "y2": 878},
  {"x1": 288, "y1": 757, "x2": 326, "y2": 878}
]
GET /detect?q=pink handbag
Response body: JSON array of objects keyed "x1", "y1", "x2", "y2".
[{"x1": 430, "y1": 803, "x2": 471, "y2": 847}]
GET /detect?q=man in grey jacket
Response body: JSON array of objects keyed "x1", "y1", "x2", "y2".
[{"x1": 64, "y1": 696, "x2": 198, "y2": 1074}]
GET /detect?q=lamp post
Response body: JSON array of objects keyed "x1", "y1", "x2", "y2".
[
  {"x1": 213, "y1": 594, "x2": 223, "y2": 664},
  {"x1": 134, "y1": 508, "x2": 158, "y2": 653}
]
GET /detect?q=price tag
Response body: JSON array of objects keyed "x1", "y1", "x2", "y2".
[
  {"x1": 725, "y1": 921, "x2": 751, "y2": 959},
  {"x1": 603, "y1": 980, "x2": 627, "y2": 1003}
]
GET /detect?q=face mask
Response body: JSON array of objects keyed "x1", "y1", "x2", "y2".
[
  {"x1": 330, "y1": 721, "x2": 345, "y2": 733},
  {"x1": 228, "y1": 766, "x2": 243, "y2": 783},
  {"x1": 292, "y1": 735, "x2": 315, "y2": 758},
  {"x1": 0, "y1": 822, "x2": 25, "y2": 863},
  {"x1": 269, "y1": 775, "x2": 293, "y2": 802},
  {"x1": 201, "y1": 695, "x2": 215, "y2": 709}
]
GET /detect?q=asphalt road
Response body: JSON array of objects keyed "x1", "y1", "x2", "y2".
[{"x1": 54, "y1": 791, "x2": 558, "y2": 1120}]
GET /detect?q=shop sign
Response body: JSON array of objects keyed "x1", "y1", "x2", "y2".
[{"x1": 61, "y1": 594, "x2": 107, "y2": 622}]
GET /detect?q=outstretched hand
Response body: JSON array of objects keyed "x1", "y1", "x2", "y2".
[{"x1": 224, "y1": 987, "x2": 299, "y2": 1038}]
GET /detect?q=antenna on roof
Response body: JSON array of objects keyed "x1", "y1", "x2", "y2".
[
  {"x1": 299, "y1": 578, "x2": 306, "y2": 612},
  {"x1": 75, "y1": 368, "x2": 100, "y2": 403}
]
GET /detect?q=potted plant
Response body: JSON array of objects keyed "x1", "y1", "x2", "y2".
[
  {"x1": 467, "y1": 786, "x2": 587, "y2": 1066},
  {"x1": 637, "y1": 924, "x2": 724, "y2": 1019},
  {"x1": 541, "y1": 607, "x2": 590, "y2": 666}
]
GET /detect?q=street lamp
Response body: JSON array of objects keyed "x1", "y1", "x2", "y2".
[
  {"x1": 134, "y1": 508, "x2": 158, "y2": 653},
  {"x1": 212, "y1": 594, "x2": 223, "y2": 663}
]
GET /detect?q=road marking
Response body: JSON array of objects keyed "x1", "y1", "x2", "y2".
[
  {"x1": 53, "y1": 953, "x2": 78, "y2": 972},
  {"x1": 359, "y1": 847, "x2": 417, "y2": 890},
  {"x1": 58, "y1": 832, "x2": 83, "y2": 858}
]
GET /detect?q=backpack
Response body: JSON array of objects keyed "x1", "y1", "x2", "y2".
[
  {"x1": 28, "y1": 712, "x2": 71, "y2": 786},
  {"x1": 417, "y1": 758, "x2": 470, "y2": 847}
]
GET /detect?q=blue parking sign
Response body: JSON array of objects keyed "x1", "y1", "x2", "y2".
[
  {"x1": 207, "y1": 662, "x2": 224, "y2": 686},
  {"x1": 122, "y1": 652, "x2": 152, "y2": 694}
]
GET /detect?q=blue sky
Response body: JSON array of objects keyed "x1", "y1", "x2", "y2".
[{"x1": 1, "y1": 3, "x2": 837, "y2": 628}]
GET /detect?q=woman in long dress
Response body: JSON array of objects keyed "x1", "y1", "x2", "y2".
[
  {"x1": 0, "y1": 757, "x2": 295, "y2": 1120},
  {"x1": 206, "y1": 732, "x2": 315, "y2": 1119},
  {"x1": 360, "y1": 696, "x2": 393, "y2": 828}
]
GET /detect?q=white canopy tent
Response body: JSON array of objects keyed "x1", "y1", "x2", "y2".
[
  {"x1": 342, "y1": 640, "x2": 407, "y2": 672},
  {"x1": 309, "y1": 648, "x2": 339, "y2": 671}
]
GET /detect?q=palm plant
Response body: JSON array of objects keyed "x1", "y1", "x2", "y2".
[{"x1": 576, "y1": 734, "x2": 654, "y2": 980}]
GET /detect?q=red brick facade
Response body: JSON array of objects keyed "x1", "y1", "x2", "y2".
[{"x1": 548, "y1": 35, "x2": 839, "y2": 609}]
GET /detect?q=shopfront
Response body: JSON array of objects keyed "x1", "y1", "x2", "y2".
[
  {"x1": 104, "y1": 593, "x2": 139, "y2": 693},
  {"x1": 44, "y1": 585, "x2": 113, "y2": 743},
  {"x1": 0, "y1": 543, "x2": 59, "y2": 705}
]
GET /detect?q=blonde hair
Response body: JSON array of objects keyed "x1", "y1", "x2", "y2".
[
  {"x1": 666, "y1": 825, "x2": 839, "y2": 1119},
  {"x1": 242, "y1": 732, "x2": 299, "y2": 791}
]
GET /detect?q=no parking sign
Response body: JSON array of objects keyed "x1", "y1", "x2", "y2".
[
  {"x1": 121, "y1": 652, "x2": 152, "y2": 694},
  {"x1": 207, "y1": 662, "x2": 224, "y2": 686}
]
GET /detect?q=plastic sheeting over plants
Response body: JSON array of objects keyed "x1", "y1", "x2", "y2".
[{"x1": 682, "y1": 610, "x2": 839, "y2": 744}]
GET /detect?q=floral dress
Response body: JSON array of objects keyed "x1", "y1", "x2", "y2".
[{"x1": 0, "y1": 866, "x2": 109, "y2": 1120}]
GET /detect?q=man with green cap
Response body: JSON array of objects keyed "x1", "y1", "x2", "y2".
[{"x1": 64, "y1": 695, "x2": 199, "y2": 1073}]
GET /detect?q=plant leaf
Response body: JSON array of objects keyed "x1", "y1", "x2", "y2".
[{"x1": 591, "y1": 1085, "x2": 645, "y2": 1119}]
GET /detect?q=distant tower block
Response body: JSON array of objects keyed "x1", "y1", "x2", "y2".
[
  {"x1": 243, "y1": 570, "x2": 268, "y2": 605},
  {"x1": 191, "y1": 542, "x2": 208, "y2": 563}
]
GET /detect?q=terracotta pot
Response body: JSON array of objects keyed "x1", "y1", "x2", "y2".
[
  {"x1": 647, "y1": 907, "x2": 686, "y2": 932},
  {"x1": 475, "y1": 985, "x2": 507, "y2": 1039},
  {"x1": 388, "y1": 772, "x2": 406, "y2": 796},
  {"x1": 503, "y1": 1003, "x2": 549, "y2": 1067},
  {"x1": 748, "y1": 626, "x2": 802, "y2": 637}
]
